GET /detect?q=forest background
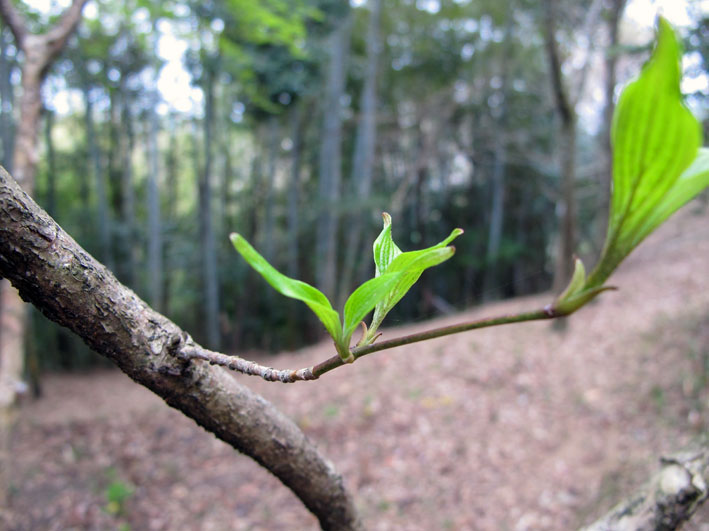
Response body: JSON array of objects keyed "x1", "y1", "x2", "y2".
[{"x1": 1, "y1": 0, "x2": 707, "y2": 374}]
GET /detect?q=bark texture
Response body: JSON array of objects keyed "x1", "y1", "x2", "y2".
[
  {"x1": 0, "y1": 166, "x2": 362, "y2": 531},
  {"x1": 582, "y1": 438, "x2": 709, "y2": 531}
]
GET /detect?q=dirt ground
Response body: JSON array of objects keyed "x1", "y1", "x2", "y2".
[{"x1": 7, "y1": 203, "x2": 709, "y2": 531}]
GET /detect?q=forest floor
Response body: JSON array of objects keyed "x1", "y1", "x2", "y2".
[{"x1": 7, "y1": 201, "x2": 709, "y2": 531}]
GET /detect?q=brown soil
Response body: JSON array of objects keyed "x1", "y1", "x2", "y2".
[{"x1": 7, "y1": 203, "x2": 709, "y2": 530}]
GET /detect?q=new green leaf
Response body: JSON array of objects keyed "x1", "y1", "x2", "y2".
[
  {"x1": 230, "y1": 233, "x2": 342, "y2": 342},
  {"x1": 364, "y1": 214, "x2": 463, "y2": 344},
  {"x1": 342, "y1": 272, "x2": 403, "y2": 345},
  {"x1": 586, "y1": 17, "x2": 705, "y2": 288}
]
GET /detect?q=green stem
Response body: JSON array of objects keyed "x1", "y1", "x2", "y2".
[{"x1": 312, "y1": 307, "x2": 554, "y2": 378}]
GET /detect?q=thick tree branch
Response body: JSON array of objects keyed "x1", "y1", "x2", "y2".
[
  {"x1": 582, "y1": 438, "x2": 709, "y2": 530},
  {"x1": 0, "y1": 0, "x2": 28, "y2": 49},
  {"x1": 0, "y1": 166, "x2": 362, "y2": 531}
]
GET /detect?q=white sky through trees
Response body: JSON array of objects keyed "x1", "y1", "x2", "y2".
[{"x1": 19, "y1": 0, "x2": 708, "y2": 117}]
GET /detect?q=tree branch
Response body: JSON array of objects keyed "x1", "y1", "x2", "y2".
[
  {"x1": 0, "y1": 0, "x2": 28, "y2": 49},
  {"x1": 44, "y1": 0, "x2": 90, "y2": 63},
  {"x1": 0, "y1": 166, "x2": 362, "y2": 531},
  {"x1": 582, "y1": 438, "x2": 709, "y2": 530},
  {"x1": 177, "y1": 306, "x2": 555, "y2": 383},
  {"x1": 542, "y1": 0, "x2": 573, "y2": 125}
]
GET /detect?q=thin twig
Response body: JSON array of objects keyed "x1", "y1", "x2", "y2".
[
  {"x1": 180, "y1": 346, "x2": 318, "y2": 383},
  {"x1": 181, "y1": 307, "x2": 556, "y2": 383}
]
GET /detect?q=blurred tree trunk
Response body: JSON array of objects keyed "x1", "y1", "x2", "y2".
[
  {"x1": 82, "y1": 81, "x2": 113, "y2": 269},
  {"x1": 481, "y1": 14, "x2": 514, "y2": 301},
  {"x1": 0, "y1": 24, "x2": 14, "y2": 171},
  {"x1": 199, "y1": 56, "x2": 220, "y2": 350},
  {"x1": 288, "y1": 104, "x2": 304, "y2": 280},
  {"x1": 596, "y1": 0, "x2": 626, "y2": 251},
  {"x1": 0, "y1": 0, "x2": 89, "y2": 511},
  {"x1": 286, "y1": 103, "x2": 305, "y2": 346},
  {"x1": 146, "y1": 86, "x2": 163, "y2": 312},
  {"x1": 316, "y1": 13, "x2": 351, "y2": 301},
  {"x1": 43, "y1": 106, "x2": 57, "y2": 217},
  {"x1": 162, "y1": 112, "x2": 179, "y2": 316},
  {"x1": 263, "y1": 115, "x2": 279, "y2": 264},
  {"x1": 119, "y1": 90, "x2": 136, "y2": 288},
  {"x1": 339, "y1": 0, "x2": 381, "y2": 306},
  {"x1": 542, "y1": 0, "x2": 578, "y2": 293}
]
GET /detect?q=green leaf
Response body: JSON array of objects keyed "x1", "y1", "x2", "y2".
[
  {"x1": 373, "y1": 213, "x2": 402, "y2": 277},
  {"x1": 556, "y1": 257, "x2": 587, "y2": 302},
  {"x1": 639, "y1": 147, "x2": 709, "y2": 241},
  {"x1": 230, "y1": 233, "x2": 342, "y2": 342},
  {"x1": 365, "y1": 216, "x2": 463, "y2": 342},
  {"x1": 342, "y1": 272, "x2": 403, "y2": 344},
  {"x1": 588, "y1": 17, "x2": 705, "y2": 287}
]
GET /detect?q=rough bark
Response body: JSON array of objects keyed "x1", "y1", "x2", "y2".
[
  {"x1": 582, "y1": 438, "x2": 709, "y2": 531},
  {"x1": 0, "y1": 166, "x2": 362, "y2": 531}
]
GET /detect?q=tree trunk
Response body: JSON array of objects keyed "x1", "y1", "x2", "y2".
[
  {"x1": 596, "y1": 0, "x2": 626, "y2": 251},
  {"x1": 0, "y1": 0, "x2": 89, "y2": 510},
  {"x1": 339, "y1": 0, "x2": 381, "y2": 306},
  {"x1": 199, "y1": 59, "x2": 220, "y2": 350},
  {"x1": 163, "y1": 112, "x2": 179, "y2": 315},
  {"x1": 0, "y1": 166, "x2": 363, "y2": 530},
  {"x1": 263, "y1": 115, "x2": 279, "y2": 264},
  {"x1": 146, "y1": 89, "x2": 163, "y2": 311},
  {"x1": 0, "y1": 24, "x2": 14, "y2": 171},
  {"x1": 119, "y1": 91, "x2": 136, "y2": 287},
  {"x1": 316, "y1": 14, "x2": 351, "y2": 301},
  {"x1": 481, "y1": 14, "x2": 514, "y2": 302},
  {"x1": 82, "y1": 82, "x2": 113, "y2": 270},
  {"x1": 287, "y1": 103, "x2": 304, "y2": 280},
  {"x1": 542, "y1": 0, "x2": 578, "y2": 293},
  {"x1": 43, "y1": 106, "x2": 57, "y2": 217},
  {"x1": 0, "y1": 0, "x2": 89, "y2": 398}
]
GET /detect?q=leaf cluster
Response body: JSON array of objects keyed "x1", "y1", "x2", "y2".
[{"x1": 231, "y1": 215, "x2": 461, "y2": 362}]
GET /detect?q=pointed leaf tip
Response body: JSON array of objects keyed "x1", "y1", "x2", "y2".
[
  {"x1": 230, "y1": 233, "x2": 342, "y2": 342},
  {"x1": 589, "y1": 17, "x2": 704, "y2": 288}
]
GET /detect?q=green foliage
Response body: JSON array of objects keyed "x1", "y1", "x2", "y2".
[
  {"x1": 554, "y1": 18, "x2": 709, "y2": 316},
  {"x1": 103, "y1": 470, "x2": 134, "y2": 516},
  {"x1": 230, "y1": 214, "x2": 459, "y2": 362}
]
